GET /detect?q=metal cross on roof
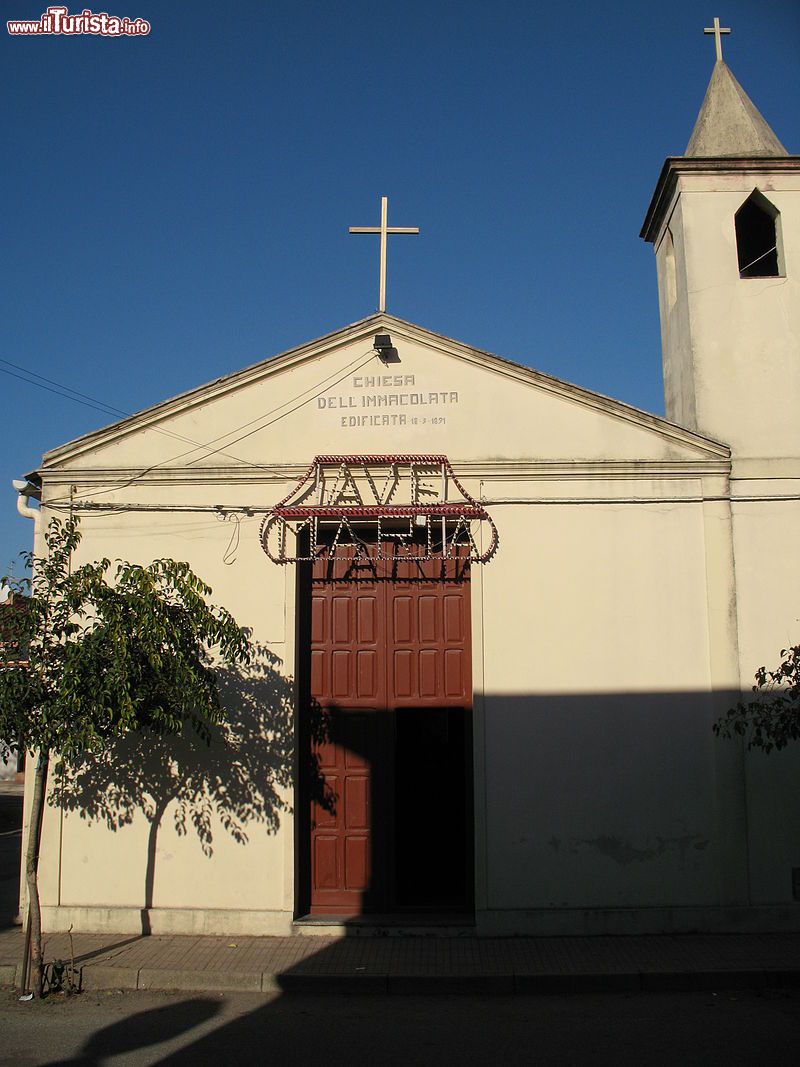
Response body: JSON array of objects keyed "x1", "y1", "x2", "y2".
[
  {"x1": 349, "y1": 196, "x2": 420, "y2": 312},
  {"x1": 704, "y1": 16, "x2": 731, "y2": 62}
]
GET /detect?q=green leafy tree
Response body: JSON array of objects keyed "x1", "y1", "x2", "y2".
[
  {"x1": 0, "y1": 517, "x2": 251, "y2": 997},
  {"x1": 715, "y1": 645, "x2": 800, "y2": 752}
]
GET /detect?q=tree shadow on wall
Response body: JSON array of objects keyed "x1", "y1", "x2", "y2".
[{"x1": 51, "y1": 643, "x2": 307, "y2": 933}]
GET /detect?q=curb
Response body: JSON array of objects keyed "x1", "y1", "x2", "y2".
[
  {"x1": 4, "y1": 965, "x2": 800, "y2": 996},
  {"x1": 60, "y1": 967, "x2": 800, "y2": 995}
]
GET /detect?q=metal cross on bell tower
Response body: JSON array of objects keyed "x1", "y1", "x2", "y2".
[
  {"x1": 349, "y1": 196, "x2": 420, "y2": 312},
  {"x1": 704, "y1": 16, "x2": 731, "y2": 62}
]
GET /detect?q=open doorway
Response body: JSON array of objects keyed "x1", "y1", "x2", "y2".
[
  {"x1": 394, "y1": 707, "x2": 472, "y2": 910},
  {"x1": 297, "y1": 540, "x2": 474, "y2": 919}
]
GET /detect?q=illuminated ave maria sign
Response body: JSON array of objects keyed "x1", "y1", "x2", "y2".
[{"x1": 260, "y1": 455, "x2": 499, "y2": 564}]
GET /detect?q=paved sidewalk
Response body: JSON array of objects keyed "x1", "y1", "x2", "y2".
[{"x1": 1, "y1": 927, "x2": 800, "y2": 995}]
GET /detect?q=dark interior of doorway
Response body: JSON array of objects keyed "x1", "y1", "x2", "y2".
[{"x1": 393, "y1": 707, "x2": 471, "y2": 910}]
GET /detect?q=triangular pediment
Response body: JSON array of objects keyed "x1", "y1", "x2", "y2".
[{"x1": 42, "y1": 314, "x2": 728, "y2": 473}]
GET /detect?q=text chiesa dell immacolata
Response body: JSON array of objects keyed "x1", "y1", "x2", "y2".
[{"x1": 318, "y1": 372, "x2": 460, "y2": 428}]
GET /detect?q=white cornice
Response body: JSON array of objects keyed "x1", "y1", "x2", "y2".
[{"x1": 39, "y1": 458, "x2": 731, "y2": 491}]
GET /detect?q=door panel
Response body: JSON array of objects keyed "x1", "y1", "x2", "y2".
[{"x1": 387, "y1": 551, "x2": 471, "y2": 709}]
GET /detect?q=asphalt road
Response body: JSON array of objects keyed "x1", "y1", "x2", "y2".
[{"x1": 1, "y1": 987, "x2": 799, "y2": 1066}]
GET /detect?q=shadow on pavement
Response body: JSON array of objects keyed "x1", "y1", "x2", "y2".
[{"x1": 39, "y1": 996, "x2": 222, "y2": 1066}]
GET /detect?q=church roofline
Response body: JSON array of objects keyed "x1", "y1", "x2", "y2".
[
  {"x1": 640, "y1": 155, "x2": 800, "y2": 244},
  {"x1": 41, "y1": 311, "x2": 730, "y2": 468}
]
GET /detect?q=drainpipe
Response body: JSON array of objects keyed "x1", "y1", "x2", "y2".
[
  {"x1": 10, "y1": 480, "x2": 42, "y2": 938},
  {"x1": 11, "y1": 478, "x2": 42, "y2": 945},
  {"x1": 13, "y1": 479, "x2": 41, "y2": 532}
]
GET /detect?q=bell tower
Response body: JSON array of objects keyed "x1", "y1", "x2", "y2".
[{"x1": 641, "y1": 31, "x2": 800, "y2": 461}]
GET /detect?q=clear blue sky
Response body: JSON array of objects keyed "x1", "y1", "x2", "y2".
[{"x1": 2, "y1": 0, "x2": 798, "y2": 572}]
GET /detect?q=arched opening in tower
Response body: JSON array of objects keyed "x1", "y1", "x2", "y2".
[{"x1": 735, "y1": 190, "x2": 781, "y2": 278}]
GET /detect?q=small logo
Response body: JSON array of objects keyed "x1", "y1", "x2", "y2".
[{"x1": 7, "y1": 5, "x2": 150, "y2": 36}]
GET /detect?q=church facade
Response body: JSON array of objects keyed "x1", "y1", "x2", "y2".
[{"x1": 19, "y1": 52, "x2": 800, "y2": 937}]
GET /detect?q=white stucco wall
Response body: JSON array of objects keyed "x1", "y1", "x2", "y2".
[
  {"x1": 480, "y1": 490, "x2": 718, "y2": 913},
  {"x1": 730, "y1": 493, "x2": 800, "y2": 905}
]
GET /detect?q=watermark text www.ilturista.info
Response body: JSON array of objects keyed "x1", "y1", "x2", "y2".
[{"x1": 8, "y1": 6, "x2": 150, "y2": 35}]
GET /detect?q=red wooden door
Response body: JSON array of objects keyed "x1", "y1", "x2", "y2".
[{"x1": 307, "y1": 543, "x2": 471, "y2": 915}]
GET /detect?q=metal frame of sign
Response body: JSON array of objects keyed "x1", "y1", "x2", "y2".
[{"x1": 260, "y1": 454, "x2": 499, "y2": 564}]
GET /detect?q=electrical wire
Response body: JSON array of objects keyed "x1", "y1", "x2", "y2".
[
  {"x1": 0, "y1": 363, "x2": 126, "y2": 419},
  {"x1": 0, "y1": 357, "x2": 276, "y2": 461},
  {"x1": 168, "y1": 347, "x2": 378, "y2": 467},
  {"x1": 5, "y1": 347, "x2": 374, "y2": 472},
  {"x1": 183, "y1": 348, "x2": 377, "y2": 465},
  {"x1": 219, "y1": 511, "x2": 241, "y2": 565},
  {"x1": 60, "y1": 346, "x2": 377, "y2": 501},
  {"x1": 43, "y1": 491, "x2": 800, "y2": 514},
  {"x1": 40, "y1": 347, "x2": 379, "y2": 505}
]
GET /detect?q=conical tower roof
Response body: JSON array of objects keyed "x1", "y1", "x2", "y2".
[{"x1": 686, "y1": 60, "x2": 788, "y2": 157}]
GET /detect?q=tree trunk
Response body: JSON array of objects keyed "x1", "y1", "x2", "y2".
[
  {"x1": 23, "y1": 749, "x2": 49, "y2": 998},
  {"x1": 141, "y1": 797, "x2": 168, "y2": 936}
]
